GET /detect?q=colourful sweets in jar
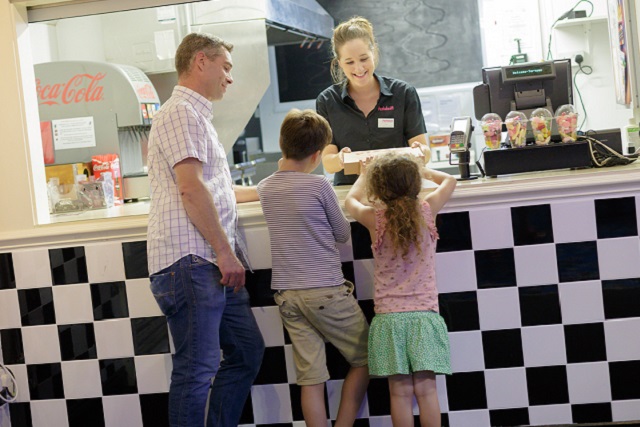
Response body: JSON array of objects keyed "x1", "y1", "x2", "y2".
[
  {"x1": 555, "y1": 104, "x2": 578, "y2": 142},
  {"x1": 480, "y1": 113, "x2": 503, "y2": 149},
  {"x1": 505, "y1": 111, "x2": 528, "y2": 148},
  {"x1": 530, "y1": 108, "x2": 553, "y2": 145}
]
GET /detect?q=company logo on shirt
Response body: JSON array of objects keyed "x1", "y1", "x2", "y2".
[{"x1": 378, "y1": 106, "x2": 394, "y2": 111}]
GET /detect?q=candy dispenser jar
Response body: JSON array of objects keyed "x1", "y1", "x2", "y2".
[
  {"x1": 505, "y1": 111, "x2": 528, "y2": 148},
  {"x1": 530, "y1": 108, "x2": 553, "y2": 145},
  {"x1": 480, "y1": 113, "x2": 503, "y2": 149},
  {"x1": 555, "y1": 104, "x2": 578, "y2": 142}
]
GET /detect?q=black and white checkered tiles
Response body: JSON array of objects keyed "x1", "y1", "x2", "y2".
[{"x1": 1, "y1": 194, "x2": 640, "y2": 426}]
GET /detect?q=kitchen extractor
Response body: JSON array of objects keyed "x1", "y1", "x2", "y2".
[{"x1": 35, "y1": 60, "x2": 160, "y2": 201}]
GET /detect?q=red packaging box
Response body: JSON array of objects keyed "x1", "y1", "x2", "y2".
[{"x1": 92, "y1": 154, "x2": 123, "y2": 205}]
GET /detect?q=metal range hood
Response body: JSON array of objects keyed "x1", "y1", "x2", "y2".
[
  {"x1": 26, "y1": 0, "x2": 334, "y2": 45},
  {"x1": 190, "y1": 0, "x2": 333, "y2": 46},
  {"x1": 264, "y1": 0, "x2": 334, "y2": 45}
]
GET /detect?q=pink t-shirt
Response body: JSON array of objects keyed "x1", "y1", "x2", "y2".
[{"x1": 372, "y1": 200, "x2": 440, "y2": 314}]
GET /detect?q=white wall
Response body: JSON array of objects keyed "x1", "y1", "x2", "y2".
[
  {"x1": 28, "y1": 22, "x2": 58, "y2": 64},
  {"x1": 30, "y1": 15, "x2": 106, "y2": 64},
  {"x1": 55, "y1": 15, "x2": 106, "y2": 62}
]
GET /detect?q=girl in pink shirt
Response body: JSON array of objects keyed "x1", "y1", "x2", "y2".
[{"x1": 346, "y1": 153, "x2": 457, "y2": 427}]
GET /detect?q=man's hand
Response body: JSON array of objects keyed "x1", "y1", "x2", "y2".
[{"x1": 217, "y1": 251, "x2": 246, "y2": 292}]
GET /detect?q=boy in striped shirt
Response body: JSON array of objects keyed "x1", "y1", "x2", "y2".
[{"x1": 257, "y1": 109, "x2": 369, "y2": 427}]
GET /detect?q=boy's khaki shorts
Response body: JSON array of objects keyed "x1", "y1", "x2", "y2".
[{"x1": 274, "y1": 281, "x2": 369, "y2": 386}]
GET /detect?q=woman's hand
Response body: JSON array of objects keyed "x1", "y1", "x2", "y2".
[
  {"x1": 338, "y1": 146, "x2": 352, "y2": 167},
  {"x1": 322, "y1": 145, "x2": 351, "y2": 173}
]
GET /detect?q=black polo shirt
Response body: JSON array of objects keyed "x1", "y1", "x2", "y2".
[{"x1": 316, "y1": 74, "x2": 426, "y2": 185}]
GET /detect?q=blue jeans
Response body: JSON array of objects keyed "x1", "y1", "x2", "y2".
[
  {"x1": 207, "y1": 286, "x2": 265, "y2": 427},
  {"x1": 151, "y1": 255, "x2": 226, "y2": 427},
  {"x1": 151, "y1": 255, "x2": 264, "y2": 427}
]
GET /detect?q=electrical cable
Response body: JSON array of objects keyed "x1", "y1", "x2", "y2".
[
  {"x1": 546, "y1": 0, "x2": 594, "y2": 60},
  {"x1": 0, "y1": 363, "x2": 18, "y2": 403},
  {"x1": 579, "y1": 135, "x2": 639, "y2": 167},
  {"x1": 573, "y1": 55, "x2": 593, "y2": 131}
]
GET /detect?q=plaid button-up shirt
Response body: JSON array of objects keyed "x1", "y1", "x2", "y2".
[{"x1": 147, "y1": 86, "x2": 239, "y2": 274}]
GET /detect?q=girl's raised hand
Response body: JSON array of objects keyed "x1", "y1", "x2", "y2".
[
  {"x1": 359, "y1": 156, "x2": 374, "y2": 175},
  {"x1": 411, "y1": 141, "x2": 431, "y2": 164}
]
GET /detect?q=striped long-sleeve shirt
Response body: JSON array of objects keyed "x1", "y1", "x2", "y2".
[{"x1": 257, "y1": 171, "x2": 350, "y2": 290}]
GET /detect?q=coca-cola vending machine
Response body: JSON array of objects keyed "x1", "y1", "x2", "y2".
[{"x1": 35, "y1": 61, "x2": 161, "y2": 204}]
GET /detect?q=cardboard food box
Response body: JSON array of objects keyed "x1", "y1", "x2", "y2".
[{"x1": 342, "y1": 147, "x2": 425, "y2": 175}]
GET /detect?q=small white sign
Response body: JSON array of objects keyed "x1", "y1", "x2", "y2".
[
  {"x1": 378, "y1": 118, "x2": 394, "y2": 128},
  {"x1": 52, "y1": 116, "x2": 96, "y2": 150}
]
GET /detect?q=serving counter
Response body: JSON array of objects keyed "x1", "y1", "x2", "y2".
[{"x1": 1, "y1": 163, "x2": 640, "y2": 427}]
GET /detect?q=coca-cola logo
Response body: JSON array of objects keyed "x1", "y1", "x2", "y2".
[
  {"x1": 93, "y1": 163, "x2": 112, "y2": 171},
  {"x1": 136, "y1": 83, "x2": 155, "y2": 101},
  {"x1": 37, "y1": 72, "x2": 106, "y2": 106}
]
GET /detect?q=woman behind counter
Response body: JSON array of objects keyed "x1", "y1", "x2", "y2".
[{"x1": 316, "y1": 16, "x2": 430, "y2": 186}]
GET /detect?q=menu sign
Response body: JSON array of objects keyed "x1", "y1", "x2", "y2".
[{"x1": 52, "y1": 117, "x2": 97, "y2": 150}]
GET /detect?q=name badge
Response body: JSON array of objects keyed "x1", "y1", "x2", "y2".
[{"x1": 378, "y1": 118, "x2": 394, "y2": 128}]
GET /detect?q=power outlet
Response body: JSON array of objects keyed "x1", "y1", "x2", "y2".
[
  {"x1": 558, "y1": 51, "x2": 587, "y2": 66},
  {"x1": 574, "y1": 52, "x2": 587, "y2": 66}
]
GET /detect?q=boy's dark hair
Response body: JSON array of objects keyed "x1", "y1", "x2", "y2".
[{"x1": 279, "y1": 109, "x2": 332, "y2": 161}]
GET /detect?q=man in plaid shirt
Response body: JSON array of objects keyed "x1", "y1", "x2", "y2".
[{"x1": 147, "y1": 33, "x2": 264, "y2": 427}]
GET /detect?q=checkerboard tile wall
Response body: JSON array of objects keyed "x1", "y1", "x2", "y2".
[{"x1": 1, "y1": 193, "x2": 640, "y2": 426}]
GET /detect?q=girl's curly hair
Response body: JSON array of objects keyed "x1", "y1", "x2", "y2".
[{"x1": 366, "y1": 153, "x2": 425, "y2": 258}]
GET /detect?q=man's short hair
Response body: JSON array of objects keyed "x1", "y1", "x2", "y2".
[
  {"x1": 279, "y1": 109, "x2": 332, "y2": 161},
  {"x1": 175, "y1": 33, "x2": 233, "y2": 77}
]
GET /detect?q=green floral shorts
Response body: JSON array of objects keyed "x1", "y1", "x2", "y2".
[{"x1": 368, "y1": 311, "x2": 451, "y2": 376}]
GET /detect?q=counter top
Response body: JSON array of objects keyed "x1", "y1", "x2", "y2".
[{"x1": 2, "y1": 162, "x2": 640, "y2": 250}]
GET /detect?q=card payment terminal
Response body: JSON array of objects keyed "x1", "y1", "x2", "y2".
[{"x1": 449, "y1": 117, "x2": 479, "y2": 180}]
